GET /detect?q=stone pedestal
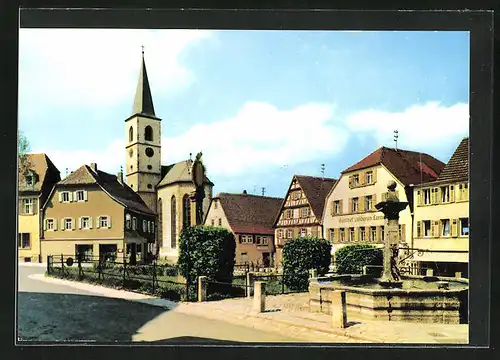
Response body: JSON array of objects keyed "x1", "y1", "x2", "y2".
[
  {"x1": 198, "y1": 276, "x2": 207, "y2": 302},
  {"x1": 246, "y1": 272, "x2": 254, "y2": 298},
  {"x1": 455, "y1": 272, "x2": 462, "y2": 279},
  {"x1": 253, "y1": 281, "x2": 266, "y2": 313},
  {"x1": 331, "y1": 290, "x2": 347, "y2": 328},
  {"x1": 426, "y1": 269, "x2": 434, "y2": 276}
]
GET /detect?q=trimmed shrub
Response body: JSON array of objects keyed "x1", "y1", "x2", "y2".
[
  {"x1": 334, "y1": 244, "x2": 383, "y2": 275},
  {"x1": 282, "y1": 236, "x2": 332, "y2": 290},
  {"x1": 178, "y1": 226, "x2": 236, "y2": 296}
]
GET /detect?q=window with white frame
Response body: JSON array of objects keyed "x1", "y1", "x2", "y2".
[
  {"x1": 339, "y1": 228, "x2": 345, "y2": 242},
  {"x1": 365, "y1": 171, "x2": 373, "y2": 184},
  {"x1": 441, "y1": 186, "x2": 450, "y2": 203},
  {"x1": 352, "y1": 174, "x2": 360, "y2": 187},
  {"x1": 278, "y1": 230, "x2": 283, "y2": 239},
  {"x1": 370, "y1": 226, "x2": 377, "y2": 242},
  {"x1": 261, "y1": 236, "x2": 269, "y2": 246},
  {"x1": 333, "y1": 200, "x2": 340, "y2": 214},
  {"x1": 143, "y1": 220, "x2": 147, "y2": 232},
  {"x1": 100, "y1": 216, "x2": 109, "y2": 228},
  {"x1": 441, "y1": 219, "x2": 451, "y2": 236},
  {"x1": 301, "y1": 207, "x2": 309, "y2": 218},
  {"x1": 348, "y1": 228, "x2": 355, "y2": 242},
  {"x1": 80, "y1": 216, "x2": 90, "y2": 229},
  {"x1": 423, "y1": 220, "x2": 431, "y2": 237},
  {"x1": 61, "y1": 191, "x2": 70, "y2": 203},
  {"x1": 460, "y1": 218, "x2": 469, "y2": 236},
  {"x1": 352, "y1": 197, "x2": 359, "y2": 212},
  {"x1": 380, "y1": 226, "x2": 385, "y2": 242},
  {"x1": 240, "y1": 235, "x2": 253, "y2": 244},
  {"x1": 458, "y1": 183, "x2": 469, "y2": 200},
  {"x1": 359, "y1": 227, "x2": 366, "y2": 242},
  {"x1": 125, "y1": 213, "x2": 131, "y2": 229},
  {"x1": 286, "y1": 229, "x2": 293, "y2": 239},
  {"x1": 329, "y1": 229, "x2": 335, "y2": 243},
  {"x1": 132, "y1": 217, "x2": 137, "y2": 230},
  {"x1": 76, "y1": 190, "x2": 85, "y2": 202},
  {"x1": 300, "y1": 228, "x2": 307, "y2": 237},
  {"x1": 423, "y1": 189, "x2": 431, "y2": 205},
  {"x1": 46, "y1": 219, "x2": 54, "y2": 230},
  {"x1": 64, "y1": 218, "x2": 72, "y2": 230},
  {"x1": 23, "y1": 199, "x2": 33, "y2": 215},
  {"x1": 365, "y1": 195, "x2": 373, "y2": 211},
  {"x1": 256, "y1": 236, "x2": 268, "y2": 245},
  {"x1": 151, "y1": 222, "x2": 155, "y2": 234}
]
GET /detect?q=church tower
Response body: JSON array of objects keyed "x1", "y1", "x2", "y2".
[{"x1": 125, "y1": 48, "x2": 162, "y2": 213}]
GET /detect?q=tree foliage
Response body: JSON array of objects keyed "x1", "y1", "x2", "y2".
[
  {"x1": 334, "y1": 244, "x2": 383, "y2": 275},
  {"x1": 282, "y1": 236, "x2": 332, "y2": 290},
  {"x1": 18, "y1": 131, "x2": 33, "y2": 175},
  {"x1": 178, "y1": 226, "x2": 236, "y2": 289}
]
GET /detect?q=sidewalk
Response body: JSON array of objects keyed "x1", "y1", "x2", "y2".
[{"x1": 28, "y1": 274, "x2": 468, "y2": 344}]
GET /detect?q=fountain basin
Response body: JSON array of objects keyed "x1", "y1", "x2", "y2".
[{"x1": 309, "y1": 274, "x2": 468, "y2": 324}]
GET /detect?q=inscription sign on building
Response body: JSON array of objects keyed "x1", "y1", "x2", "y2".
[{"x1": 339, "y1": 214, "x2": 385, "y2": 223}]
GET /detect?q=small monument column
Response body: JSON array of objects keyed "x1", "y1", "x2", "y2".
[{"x1": 375, "y1": 181, "x2": 408, "y2": 288}]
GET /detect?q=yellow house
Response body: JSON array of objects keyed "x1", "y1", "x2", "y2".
[
  {"x1": 18, "y1": 153, "x2": 61, "y2": 263},
  {"x1": 322, "y1": 146, "x2": 445, "y2": 259},
  {"x1": 273, "y1": 175, "x2": 337, "y2": 267},
  {"x1": 204, "y1": 191, "x2": 283, "y2": 266},
  {"x1": 412, "y1": 137, "x2": 469, "y2": 277},
  {"x1": 41, "y1": 163, "x2": 156, "y2": 264}
]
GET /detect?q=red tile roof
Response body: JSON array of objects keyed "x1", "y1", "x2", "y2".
[
  {"x1": 342, "y1": 147, "x2": 445, "y2": 186},
  {"x1": 437, "y1": 137, "x2": 469, "y2": 182},
  {"x1": 215, "y1": 193, "x2": 283, "y2": 235},
  {"x1": 295, "y1": 175, "x2": 337, "y2": 219}
]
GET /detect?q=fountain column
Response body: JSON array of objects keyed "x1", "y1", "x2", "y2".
[{"x1": 375, "y1": 181, "x2": 408, "y2": 288}]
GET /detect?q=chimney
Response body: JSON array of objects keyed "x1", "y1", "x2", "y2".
[
  {"x1": 90, "y1": 163, "x2": 97, "y2": 172},
  {"x1": 242, "y1": 190, "x2": 247, "y2": 195}
]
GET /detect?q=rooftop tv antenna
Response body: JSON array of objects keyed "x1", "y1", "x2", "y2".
[
  {"x1": 261, "y1": 187, "x2": 266, "y2": 196},
  {"x1": 321, "y1": 163, "x2": 325, "y2": 179},
  {"x1": 394, "y1": 130, "x2": 399, "y2": 151}
]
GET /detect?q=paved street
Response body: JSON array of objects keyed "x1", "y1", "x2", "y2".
[{"x1": 17, "y1": 265, "x2": 300, "y2": 343}]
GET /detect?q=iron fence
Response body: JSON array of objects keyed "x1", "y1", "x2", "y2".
[{"x1": 46, "y1": 254, "x2": 195, "y2": 302}]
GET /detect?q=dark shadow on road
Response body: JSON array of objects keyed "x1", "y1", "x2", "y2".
[
  {"x1": 142, "y1": 336, "x2": 244, "y2": 344},
  {"x1": 17, "y1": 291, "x2": 177, "y2": 343}
]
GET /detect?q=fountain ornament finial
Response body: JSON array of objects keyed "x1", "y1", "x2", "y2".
[{"x1": 387, "y1": 180, "x2": 397, "y2": 191}]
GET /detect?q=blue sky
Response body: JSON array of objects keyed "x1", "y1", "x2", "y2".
[{"x1": 19, "y1": 30, "x2": 469, "y2": 198}]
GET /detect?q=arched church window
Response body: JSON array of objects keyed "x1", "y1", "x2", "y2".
[
  {"x1": 158, "y1": 198, "x2": 163, "y2": 249},
  {"x1": 125, "y1": 213, "x2": 131, "y2": 229},
  {"x1": 182, "y1": 194, "x2": 191, "y2": 230},
  {"x1": 129, "y1": 126, "x2": 134, "y2": 142},
  {"x1": 145, "y1": 125, "x2": 153, "y2": 141},
  {"x1": 171, "y1": 196, "x2": 177, "y2": 249}
]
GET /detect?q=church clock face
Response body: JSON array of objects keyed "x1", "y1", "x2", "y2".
[{"x1": 145, "y1": 147, "x2": 154, "y2": 157}]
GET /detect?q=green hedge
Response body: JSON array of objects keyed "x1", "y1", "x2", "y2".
[
  {"x1": 334, "y1": 244, "x2": 383, "y2": 275},
  {"x1": 178, "y1": 226, "x2": 236, "y2": 296},
  {"x1": 282, "y1": 236, "x2": 332, "y2": 290}
]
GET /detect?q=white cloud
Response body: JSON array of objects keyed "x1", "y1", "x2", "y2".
[
  {"x1": 162, "y1": 101, "x2": 350, "y2": 177},
  {"x1": 346, "y1": 101, "x2": 469, "y2": 154},
  {"x1": 19, "y1": 29, "x2": 213, "y2": 109}
]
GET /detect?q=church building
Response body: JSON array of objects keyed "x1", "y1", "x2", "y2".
[{"x1": 125, "y1": 50, "x2": 214, "y2": 263}]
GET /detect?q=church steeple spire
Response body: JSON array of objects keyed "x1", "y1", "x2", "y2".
[{"x1": 132, "y1": 46, "x2": 156, "y2": 117}]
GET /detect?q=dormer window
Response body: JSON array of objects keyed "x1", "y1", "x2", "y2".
[{"x1": 25, "y1": 171, "x2": 37, "y2": 186}]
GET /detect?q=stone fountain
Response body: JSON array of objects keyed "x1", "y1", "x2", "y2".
[{"x1": 308, "y1": 181, "x2": 469, "y2": 324}]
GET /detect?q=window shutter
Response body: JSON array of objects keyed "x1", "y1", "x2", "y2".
[
  {"x1": 372, "y1": 169, "x2": 377, "y2": 183},
  {"x1": 360, "y1": 172, "x2": 365, "y2": 185},
  {"x1": 43, "y1": 219, "x2": 47, "y2": 231},
  {"x1": 335, "y1": 228, "x2": 340, "y2": 243},
  {"x1": 58, "y1": 192, "x2": 63, "y2": 202},
  {"x1": 432, "y1": 220, "x2": 440, "y2": 238},
  {"x1": 354, "y1": 227, "x2": 358, "y2": 242},
  {"x1": 73, "y1": 191, "x2": 78, "y2": 201},
  {"x1": 54, "y1": 218, "x2": 58, "y2": 231},
  {"x1": 78, "y1": 217, "x2": 82, "y2": 229},
  {"x1": 359, "y1": 196, "x2": 364, "y2": 212},
  {"x1": 451, "y1": 219, "x2": 458, "y2": 237},
  {"x1": 365, "y1": 226, "x2": 370, "y2": 242},
  {"x1": 84, "y1": 190, "x2": 88, "y2": 201},
  {"x1": 18, "y1": 200, "x2": 23, "y2": 215},
  {"x1": 449, "y1": 186, "x2": 455, "y2": 202},
  {"x1": 61, "y1": 218, "x2": 65, "y2": 231},
  {"x1": 96, "y1": 216, "x2": 101, "y2": 229},
  {"x1": 416, "y1": 191, "x2": 421, "y2": 206},
  {"x1": 417, "y1": 221, "x2": 421, "y2": 238},
  {"x1": 68, "y1": 192, "x2": 73, "y2": 202},
  {"x1": 372, "y1": 194, "x2": 377, "y2": 210},
  {"x1": 381, "y1": 192, "x2": 387, "y2": 202},
  {"x1": 72, "y1": 218, "x2": 75, "y2": 231},
  {"x1": 348, "y1": 176, "x2": 353, "y2": 188},
  {"x1": 401, "y1": 224, "x2": 406, "y2": 242},
  {"x1": 349, "y1": 198, "x2": 353, "y2": 213},
  {"x1": 89, "y1": 217, "x2": 93, "y2": 229},
  {"x1": 331, "y1": 201, "x2": 335, "y2": 215},
  {"x1": 32, "y1": 199, "x2": 38, "y2": 215},
  {"x1": 108, "y1": 216, "x2": 112, "y2": 229},
  {"x1": 339, "y1": 199, "x2": 343, "y2": 214}
]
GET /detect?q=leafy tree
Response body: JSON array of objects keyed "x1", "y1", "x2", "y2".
[
  {"x1": 18, "y1": 131, "x2": 33, "y2": 175},
  {"x1": 282, "y1": 236, "x2": 332, "y2": 290},
  {"x1": 178, "y1": 226, "x2": 236, "y2": 299},
  {"x1": 334, "y1": 244, "x2": 383, "y2": 275}
]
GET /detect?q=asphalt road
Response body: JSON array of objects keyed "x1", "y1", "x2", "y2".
[{"x1": 17, "y1": 265, "x2": 299, "y2": 343}]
